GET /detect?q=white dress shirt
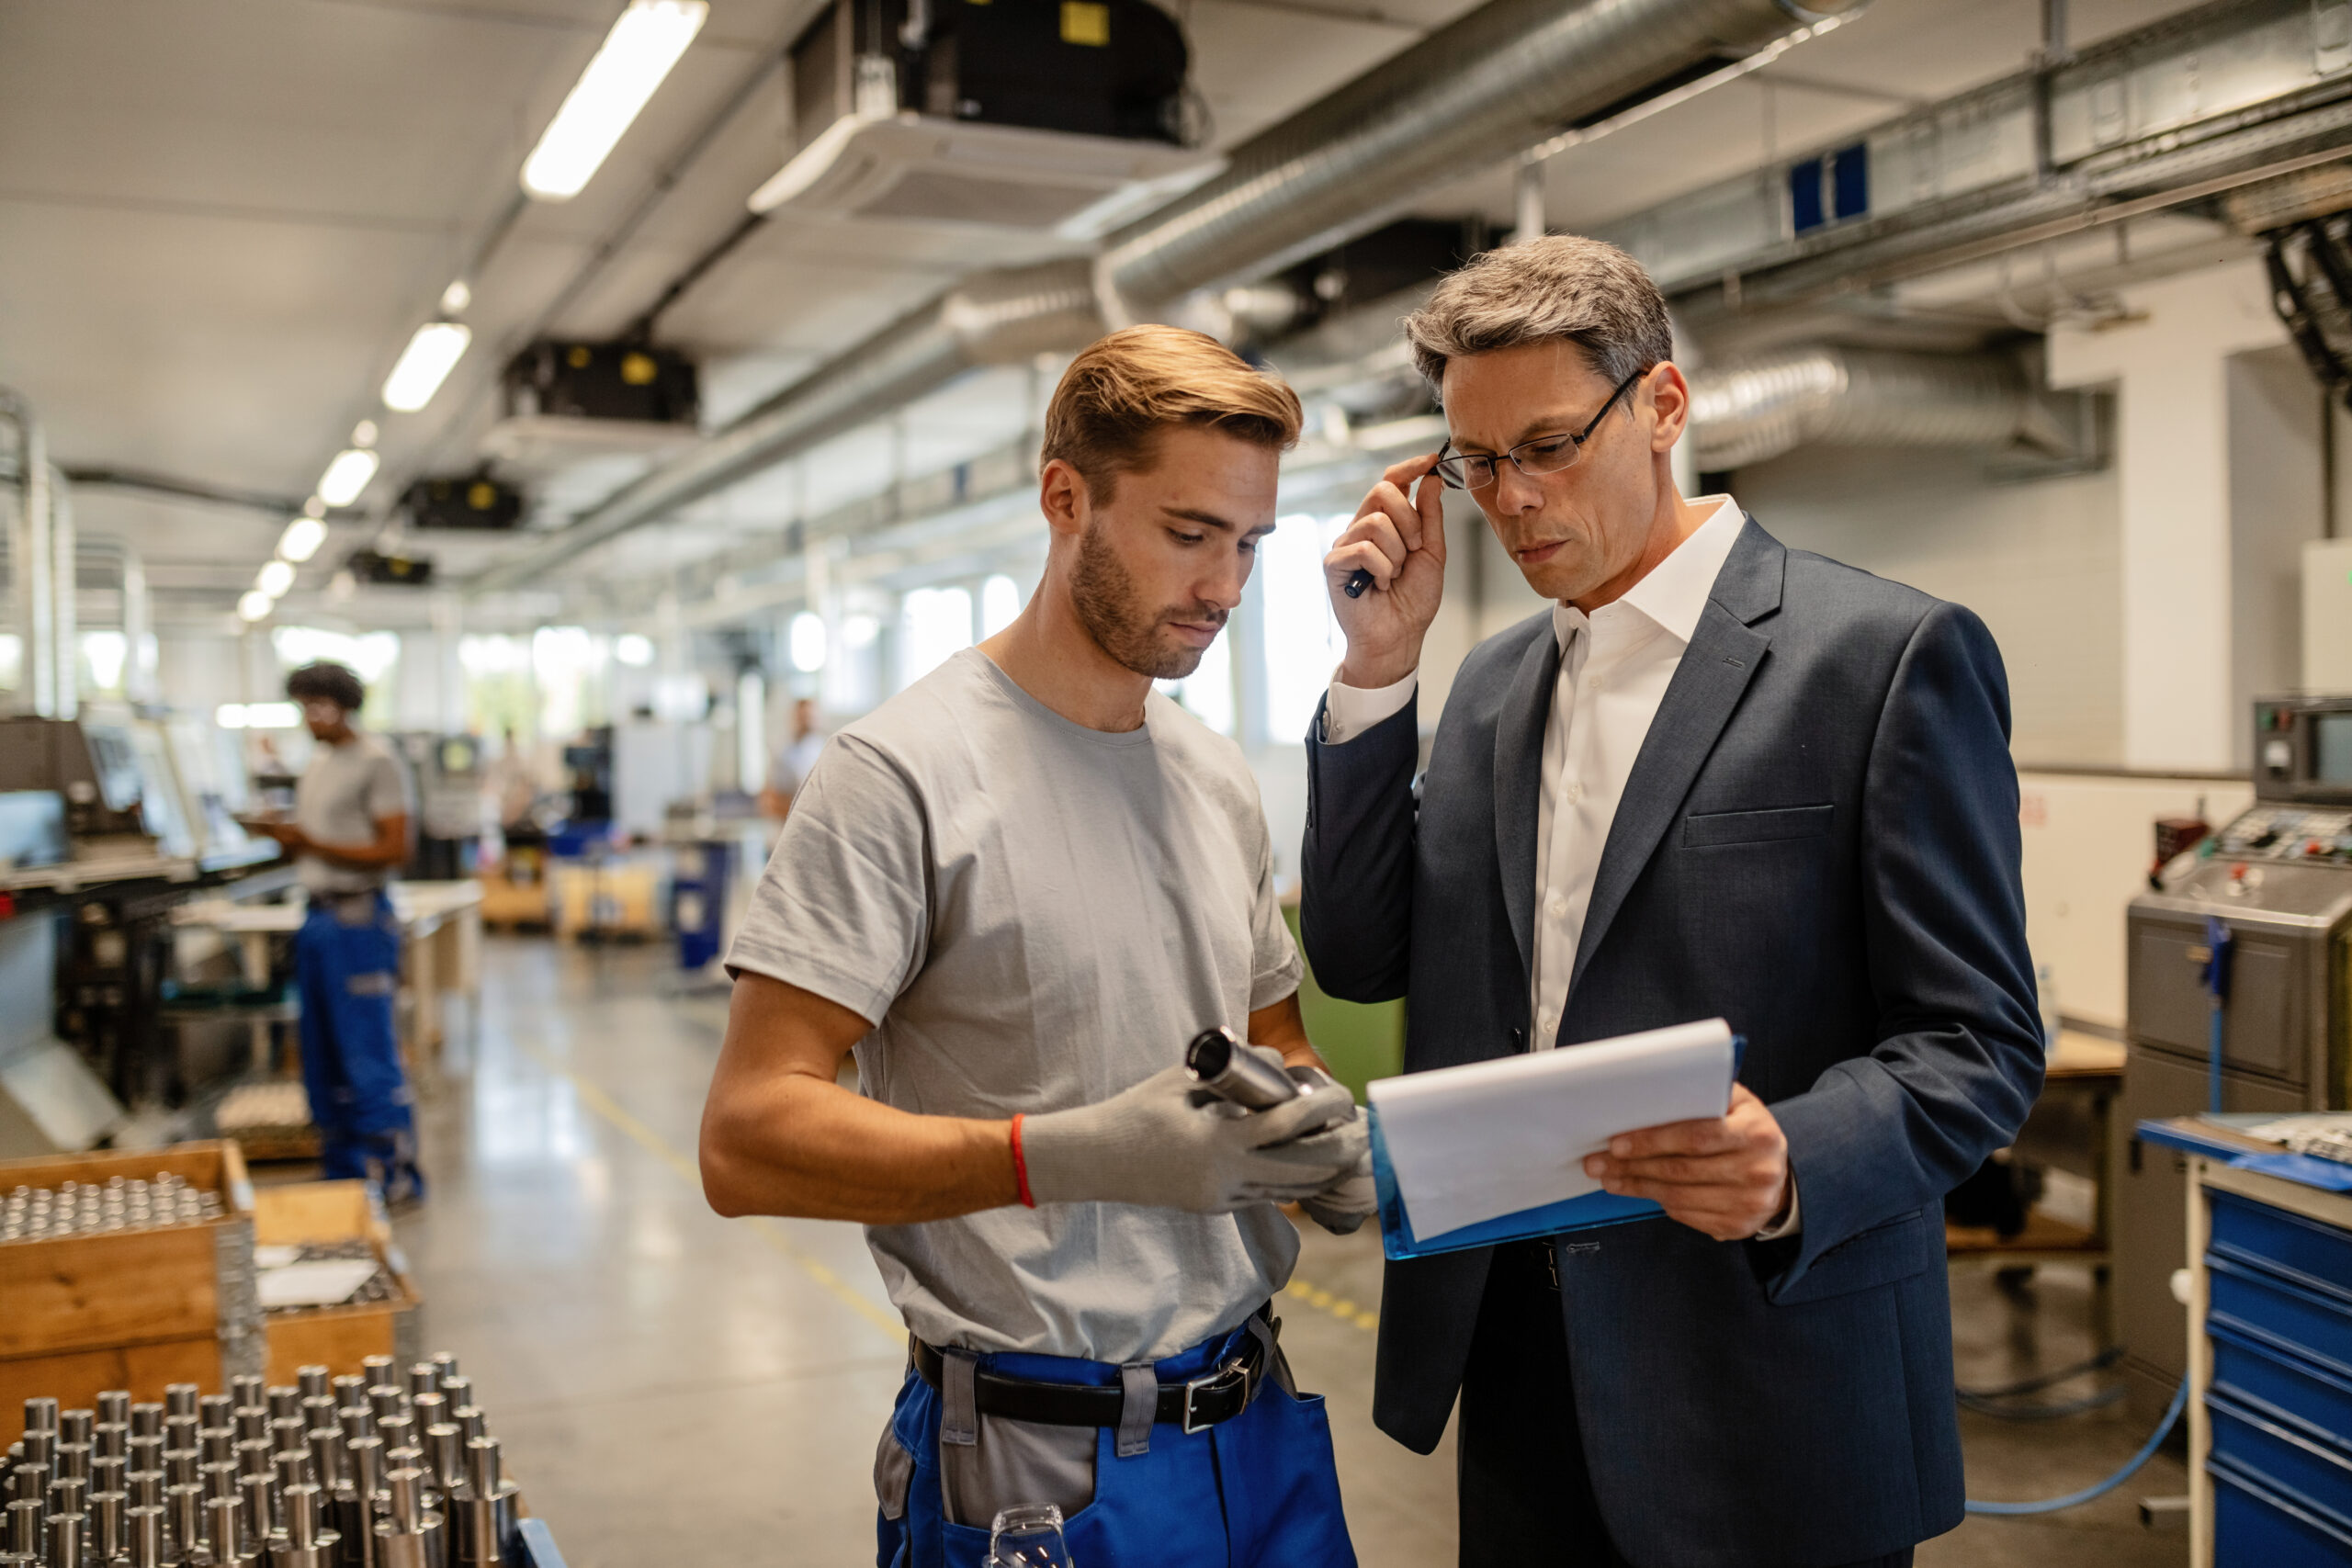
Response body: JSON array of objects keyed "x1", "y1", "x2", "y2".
[{"x1": 1323, "y1": 495, "x2": 1800, "y2": 1235}]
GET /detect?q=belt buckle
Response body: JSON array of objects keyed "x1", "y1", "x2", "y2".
[{"x1": 1181, "y1": 1357, "x2": 1250, "y2": 1436}]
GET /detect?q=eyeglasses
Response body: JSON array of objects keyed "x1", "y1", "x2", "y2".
[{"x1": 1432, "y1": 367, "x2": 1648, "y2": 491}]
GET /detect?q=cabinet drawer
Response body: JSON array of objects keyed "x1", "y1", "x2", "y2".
[
  {"x1": 2215, "y1": 1324, "x2": 2352, "y2": 1454},
  {"x1": 2211, "y1": 1258, "x2": 2352, "y2": 1382},
  {"x1": 2213, "y1": 1191, "x2": 2352, "y2": 1298},
  {"x1": 2211, "y1": 1455, "x2": 2352, "y2": 1563},
  {"x1": 2211, "y1": 1392, "x2": 2352, "y2": 1526}
]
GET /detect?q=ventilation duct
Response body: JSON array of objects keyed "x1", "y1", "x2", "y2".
[
  {"x1": 1687, "y1": 346, "x2": 2083, "y2": 471},
  {"x1": 470, "y1": 0, "x2": 1864, "y2": 592}
]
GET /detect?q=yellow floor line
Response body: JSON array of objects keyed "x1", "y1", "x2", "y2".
[
  {"x1": 512, "y1": 1039, "x2": 906, "y2": 1345},
  {"x1": 1284, "y1": 1276, "x2": 1380, "y2": 1332}
]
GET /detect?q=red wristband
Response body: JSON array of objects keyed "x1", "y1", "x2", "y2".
[{"x1": 1010, "y1": 1113, "x2": 1035, "y2": 1208}]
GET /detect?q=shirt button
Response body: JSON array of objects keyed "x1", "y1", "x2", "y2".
[
  {"x1": 1565, "y1": 781, "x2": 1584, "y2": 804},
  {"x1": 1544, "y1": 891, "x2": 1567, "y2": 919},
  {"x1": 1538, "y1": 1009, "x2": 1556, "y2": 1033}
]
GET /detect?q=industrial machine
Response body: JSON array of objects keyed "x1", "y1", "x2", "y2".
[
  {"x1": 397, "y1": 732, "x2": 485, "y2": 881},
  {"x1": 2114, "y1": 694, "x2": 2352, "y2": 1415}
]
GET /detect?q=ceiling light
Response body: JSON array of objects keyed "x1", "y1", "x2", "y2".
[
  {"x1": 278, "y1": 516, "x2": 329, "y2": 564},
  {"x1": 317, "y1": 448, "x2": 379, "y2": 508},
  {"x1": 521, "y1": 0, "x2": 707, "y2": 201},
  {"x1": 380, "y1": 321, "x2": 472, "y2": 412},
  {"x1": 789, "y1": 611, "x2": 827, "y2": 672},
  {"x1": 440, "y1": 278, "x2": 472, "y2": 315},
  {"x1": 256, "y1": 559, "x2": 296, "y2": 598},
  {"x1": 351, "y1": 419, "x2": 379, "y2": 448},
  {"x1": 237, "y1": 591, "x2": 274, "y2": 623},
  {"x1": 614, "y1": 632, "x2": 655, "y2": 667}
]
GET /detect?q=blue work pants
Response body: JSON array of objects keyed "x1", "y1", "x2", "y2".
[
  {"x1": 294, "y1": 892, "x2": 418, "y2": 1188},
  {"x1": 876, "y1": 1314, "x2": 1356, "y2": 1567}
]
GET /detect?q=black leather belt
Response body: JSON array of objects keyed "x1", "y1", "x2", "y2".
[{"x1": 911, "y1": 1330, "x2": 1266, "y2": 1436}]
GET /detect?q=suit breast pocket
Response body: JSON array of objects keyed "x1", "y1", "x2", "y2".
[{"x1": 1683, "y1": 803, "x2": 1835, "y2": 849}]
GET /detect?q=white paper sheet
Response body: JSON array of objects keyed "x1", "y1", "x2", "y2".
[
  {"x1": 255, "y1": 1258, "x2": 380, "y2": 1310},
  {"x1": 1367, "y1": 1018, "x2": 1736, "y2": 1236}
]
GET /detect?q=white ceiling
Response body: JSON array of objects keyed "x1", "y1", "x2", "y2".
[{"x1": 0, "y1": 0, "x2": 2218, "y2": 633}]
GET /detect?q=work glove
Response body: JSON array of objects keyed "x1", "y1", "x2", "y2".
[
  {"x1": 1284, "y1": 1065, "x2": 1376, "y2": 1235},
  {"x1": 1023, "y1": 1058, "x2": 1361, "y2": 1213}
]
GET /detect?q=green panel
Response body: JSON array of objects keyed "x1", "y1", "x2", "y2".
[{"x1": 1283, "y1": 905, "x2": 1404, "y2": 1102}]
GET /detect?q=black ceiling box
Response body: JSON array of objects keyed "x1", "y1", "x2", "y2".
[
  {"x1": 502, "y1": 341, "x2": 700, "y2": 426},
  {"x1": 402, "y1": 474, "x2": 526, "y2": 531},
  {"x1": 793, "y1": 0, "x2": 1189, "y2": 147},
  {"x1": 346, "y1": 549, "x2": 435, "y2": 588}
]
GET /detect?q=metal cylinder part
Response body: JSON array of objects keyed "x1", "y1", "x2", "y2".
[
  {"x1": 241, "y1": 1472, "x2": 276, "y2": 1545},
  {"x1": 296, "y1": 1369, "x2": 330, "y2": 1404},
  {"x1": 21, "y1": 1433, "x2": 52, "y2": 1469},
  {"x1": 95, "y1": 1394, "x2": 129, "y2": 1430},
  {"x1": 4, "y1": 1500, "x2": 39, "y2": 1556},
  {"x1": 91, "y1": 1456, "x2": 123, "y2": 1497},
  {"x1": 1184, "y1": 1027, "x2": 1302, "y2": 1110},
  {"x1": 53, "y1": 1443, "x2": 87, "y2": 1483},
  {"x1": 46, "y1": 1510, "x2": 82, "y2": 1568},
  {"x1": 20, "y1": 1403, "x2": 56, "y2": 1438},
  {"x1": 125, "y1": 1502, "x2": 162, "y2": 1568},
  {"x1": 332, "y1": 1486, "x2": 379, "y2": 1568},
  {"x1": 237, "y1": 1408, "x2": 268, "y2": 1446},
  {"x1": 434, "y1": 1381, "x2": 469, "y2": 1419},
  {"x1": 276, "y1": 1450, "x2": 311, "y2": 1500},
  {"x1": 267, "y1": 1389, "x2": 299, "y2": 1426},
  {"x1": 349, "y1": 1438, "x2": 385, "y2": 1502},
  {"x1": 162, "y1": 1416, "x2": 198, "y2": 1453},
  {"x1": 128, "y1": 1404, "x2": 163, "y2": 1439},
  {"x1": 163, "y1": 1448, "x2": 197, "y2": 1489},
  {"x1": 164, "y1": 1482, "x2": 202, "y2": 1558},
  {"x1": 59, "y1": 1411, "x2": 92, "y2": 1447},
  {"x1": 309, "y1": 1429, "x2": 346, "y2": 1494},
  {"x1": 203, "y1": 1493, "x2": 241, "y2": 1562},
  {"x1": 230, "y1": 1378, "x2": 263, "y2": 1414},
  {"x1": 162, "y1": 1388, "x2": 197, "y2": 1422},
  {"x1": 91, "y1": 1488, "x2": 125, "y2": 1559},
  {"x1": 127, "y1": 1470, "x2": 160, "y2": 1511},
  {"x1": 237, "y1": 1440, "x2": 274, "y2": 1480},
  {"x1": 451, "y1": 1410, "x2": 484, "y2": 1447},
  {"x1": 359, "y1": 1359, "x2": 395, "y2": 1392},
  {"x1": 202, "y1": 1461, "x2": 239, "y2": 1503},
  {"x1": 424, "y1": 1427, "x2": 462, "y2": 1500},
  {"x1": 198, "y1": 1396, "x2": 232, "y2": 1431},
  {"x1": 93, "y1": 1424, "x2": 127, "y2": 1461},
  {"x1": 48, "y1": 1475, "x2": 84, "y2": 1522},
  {"x1": 202, "y1": 1428, "x2": 235, "y2": 1468},
  {"x1": 428, "y1": 1356, "x2": 458, "y2": 1390},
  {"x1": 403, "y1": 1367, "x2": 436, "y2": 1404}
]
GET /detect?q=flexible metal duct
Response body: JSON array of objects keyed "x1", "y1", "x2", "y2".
[
  {"x1": 1101, "y1": 0, "x2": 1860, "y2": 308},
  {"x1": 1688, "y1": 346, "x2": 2052, "y2": 470},
  {"x1": 471, "y1": 0, "x2": 1861, "y2": 592}
]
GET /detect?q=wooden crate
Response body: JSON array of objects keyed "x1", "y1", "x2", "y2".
[
  {"x1": 0, "y1": 1141, "x2": 263, "y2": 1413},
  {"x1": 253, "y1": 1180, "x2": 424, "y2": 1382}
]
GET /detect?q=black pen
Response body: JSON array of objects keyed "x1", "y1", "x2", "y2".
[{"x1": 1343, "y1": 568, "x2": 1374, "y2": 599}]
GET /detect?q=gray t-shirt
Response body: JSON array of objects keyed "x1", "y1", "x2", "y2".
[
  {"x1": 294, "y1": 733, "x2": 413, "y2": 893},
  {"x1": 725, "y1": 649, "x2": 1306, "y2": 1363}
]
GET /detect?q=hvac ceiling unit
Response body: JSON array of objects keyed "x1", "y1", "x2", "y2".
[
  {"x1": 748, "y1": 0, "x2": 1219, "y2": 235},
  {"x1": 345, "y1": 548, "x2": 435, "y2": 588},
  {"x1": 484, "y1": 340, "x2": 704, "y2": 476},
  {"x1": 401, "y1": 473, "x2": 526, "y2": 532}
]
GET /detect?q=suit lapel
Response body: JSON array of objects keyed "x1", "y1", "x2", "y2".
[
  {"x1": 1567, "y1": 518, "x2": 1784, "y2": 997},
  {"x1": 1492, "y1": 626, "x2": 1561, "y2": 997}
]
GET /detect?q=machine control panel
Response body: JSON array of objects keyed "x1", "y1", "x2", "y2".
[{"x1": 2214, "y1": 805, "x2": 2352, "y2": 865}]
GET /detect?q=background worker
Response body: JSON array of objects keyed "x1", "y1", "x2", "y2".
[
  {"x1": 1302, "y1": 237, "x2": 2042, "y2": 1566},
  {"x1": 757, "y1": 696, "x2": 824, "y2": 819},
  {"x1": 246, "y1": 660, "x2": 426, "y2": 1204},
  {"x1": 701, "y1": 326, "x2": 1372, "y2": 1568}
]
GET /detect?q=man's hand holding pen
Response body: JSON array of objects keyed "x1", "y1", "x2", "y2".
[{"x1": 1325, "y1": 452, "x2": 1449, "y2": 692}]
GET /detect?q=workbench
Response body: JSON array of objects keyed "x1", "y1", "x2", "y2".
[
  {"x1": 172, "y1": 881, "x2": 484, "y2": 1065},
  {"x1": 2139, "y1": 1117, "x2": 2352, "y2": 1563}
]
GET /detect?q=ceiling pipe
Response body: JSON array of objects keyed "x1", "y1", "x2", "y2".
[
  {"x1": 469, "y1": 0, "x2": 1864, "y2": 594},
  {"x1": 1686, "y1": 345, "x2": 2074, "y2": 470}
]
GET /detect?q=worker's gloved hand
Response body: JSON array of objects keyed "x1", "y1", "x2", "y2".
[
  {"x1": 1023, "y1": 1061, "x2": 1359, "y2": 1213},
  {"x1": 1282, "y1": 1065, "x2": 1376, "y2": 1235}
]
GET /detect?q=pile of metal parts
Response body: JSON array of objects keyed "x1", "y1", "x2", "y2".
[
  {"x1": 2, "y1": 1355, "x2": 520, "y2": 1567},
  {"x1": 1, "y1": 1176, "x2": 223, "y2": 1242},
  {"x1": 262, "y1": 1243, "x2": 401, "y2": 1314}
]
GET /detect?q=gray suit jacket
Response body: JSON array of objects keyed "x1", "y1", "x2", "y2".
[{"x1": 1300, "y1": 517, "x2": 2042, "y2": 1565}]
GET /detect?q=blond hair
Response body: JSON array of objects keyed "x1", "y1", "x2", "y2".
[
  {"x1": 1404, "y1": 234, "x2": 1672, "y2": 393},
  {"x1": 1042, "y1": 325, "x2": 1303, "y2": 501}
]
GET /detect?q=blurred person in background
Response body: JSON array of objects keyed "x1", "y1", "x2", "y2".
[
  {"x1": 758, "y1": 695, "x2": 825, "y2": 819},
  {"x1": 243, "y1": 660, "x2": 426, "y2": 1204}
]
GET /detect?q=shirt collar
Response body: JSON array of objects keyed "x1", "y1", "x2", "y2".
[{"x1": 1551, "y1": 495, "x2": 1744, "y2": 654}]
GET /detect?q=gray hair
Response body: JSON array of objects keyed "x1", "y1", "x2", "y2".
[{"x1": 1402, "y1": 234, "x2": 1672, "y2": 396}]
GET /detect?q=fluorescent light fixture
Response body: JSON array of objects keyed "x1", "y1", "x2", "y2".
[
  {"x1": 521, "y1": 0, "x2": 707, "y2": 200},
  {"x1": 237, "y1": 590, "x2": 274, "y2": 623},
  {"x1": 256, "y1": 559, "x2": 296, "y2": 599},
  {"x1": 218, "y1": 701, "x2": 300, "y2": 729},
  {"x1": 380, "y1": 321, "x2": 471, "y2": 412},
  {"x1": 614, "y1": 632, "x2": 655, "y2": 668},
  {"x1": 317, "y1": 448, "x2": 379, "y2": 508},
  {"x1": 215, "y1": 703, "x2": 248, "y2": 728},
  {"x1": 278, "y1": 516, "x2": 328, "y2": 564}
]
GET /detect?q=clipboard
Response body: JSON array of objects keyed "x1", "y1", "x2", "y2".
[{"x1": 1369, "y1": 1033, "x2": 1745, "y2": 1262}]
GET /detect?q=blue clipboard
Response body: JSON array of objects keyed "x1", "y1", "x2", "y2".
[{"x1": 1369, "y1": 1034, "x2": 1744, "y2": 1262}]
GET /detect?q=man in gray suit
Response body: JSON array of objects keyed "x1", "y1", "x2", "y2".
[{"x1": 1298, "y1": 236, "x2": 2043, "y2": 1565}]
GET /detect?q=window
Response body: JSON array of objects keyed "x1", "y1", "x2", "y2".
[
  {"x1": 899, "y1": 586, "x2": 973, "y2": 690},
  {"x1": 1257, "y1": 513, "x2": 1349, "y2": 744},
  {"x1": 1158, "y1": 627, "x2": 1235, "y2": 737},
  {"x1": 274, "y1": 626, "x2": 400, "y2": 728},
  {"x1": 980, "y1": 574, "x2": 1023, "y2": 637}
]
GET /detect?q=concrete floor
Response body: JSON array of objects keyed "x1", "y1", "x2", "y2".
[{"x1": 391, "y1": 938, "x2": 2188, "y2": 1566}]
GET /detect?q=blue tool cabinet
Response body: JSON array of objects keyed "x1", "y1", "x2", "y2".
[{"x1": 2184, "y1": 1153, "x2": 2352, "y2": 1563}]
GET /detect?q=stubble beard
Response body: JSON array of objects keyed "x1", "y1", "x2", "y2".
[{"x1": 1070, "y1": 521, "x2": 1216, "y2": 681}]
